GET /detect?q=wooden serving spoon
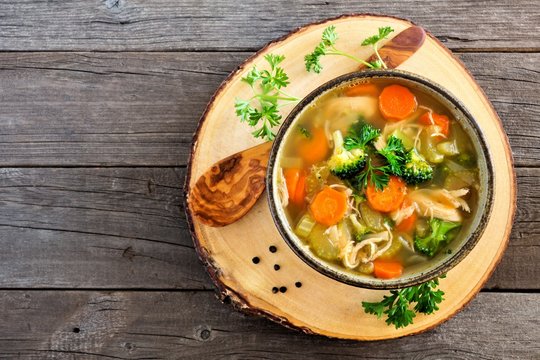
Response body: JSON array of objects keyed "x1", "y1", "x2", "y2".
[{"x1": 188, "y1": 26, "x2": 426, "y2": 227}]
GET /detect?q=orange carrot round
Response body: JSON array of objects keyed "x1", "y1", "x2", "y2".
[
  {"x1": 373, "y1": 260, "x2": 403, "y2": 279},
  {"x1": 419, "y1": 112, "x2": 450, "y2": 139},
  {"x1": 379, "y1": 84, "x2": 417, "y2": 121},
  {"x1": 298, "y1": 127, "x2": 329, "y2": 164},
  {"x1": 309, "y1": 187, "x2": 348, "y2": 226},
  {"x1": 292, "y1": 173, "x2": 306, "y2": 205},
  {"x1": 396, "y1": 212, "x2": 417, "y2": 233},
  {"x1": 365, "y1": 176, "x2": 407, "y2": 213},
  {"x1": 344, "y1": 83, "x2": 379, "y2": 97},
  {"x1": 283, "y1": 168, "x2": 300, "y2": 203},
  {"x1": 395, "y1": 198, "x2": 417, "y2": 233}
]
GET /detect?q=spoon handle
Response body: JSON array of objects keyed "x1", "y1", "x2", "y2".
[{"x1": 187, "y1": 141, "x2": 273, "y2": 227}]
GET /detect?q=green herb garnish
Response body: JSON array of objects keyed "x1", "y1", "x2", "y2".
[
  {"x1": 305, "y1": 26, "x2": 394, "y2": 73},
  {"x1": 298, "y1": 125, "x2": 312, "y2": 139},
  {"x1": 354, "y1": 157, "x2": 390, "y2": 191},
  {"x1": 235, "y1": 54, "x2": 300, "y2": 141},
  {"x1": 378, "y1": 135, "x2": 406, "y2": 176},
  {"x1": 362, "y1": 276, "x2": 446, "y2": 329},
  {"x1": 361, "y1": 26, "x2": 394, "y2": 69},
  {"x1": 344, "y1": 120, "x2": 381, "y2": 150}
]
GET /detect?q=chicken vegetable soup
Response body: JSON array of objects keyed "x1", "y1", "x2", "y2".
[{"x1": 276, "y1": 79, "x2": 480, "y2": 280}]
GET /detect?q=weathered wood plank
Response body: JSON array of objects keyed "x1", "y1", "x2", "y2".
[
  {"x1": 0, "y1": 167, "x2": 212, "y2": 289},
  {"x1": 0, "y1": 291, "x2": 536, "y2": 358},
  {"x1": 0, "y1": 1, "x2": 538, "y2": 51},
  {"x1": 0, "y1": 52, "x2": 537, "y2": 166},
  {"x1": 0, "y1": 167, "x2": 535, "y2": 289}
]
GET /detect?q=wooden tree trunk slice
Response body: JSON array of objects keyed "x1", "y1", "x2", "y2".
[{"x1": 184, "y1": 14, "x2": 516, "y2": 340}]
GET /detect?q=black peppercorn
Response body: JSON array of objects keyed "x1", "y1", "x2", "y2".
[
  {"x1": 295, "y1": 282, "x2": 302, "y2": 288},
  {"x1": 274, "y1": 264, "x2": 280, "y2": 271},
  {"x1": 252, "y1": 257, "x2": 260, "y2": 264},
  {"x1": 269, "y1": 245, "x2": 277, "y2": 253},
  {"x1": 279, "y1": 286, "x2": 287, "y2": 293},
  {"x1": 272, "y1": 287, "x2": 278, "y2": 294}
]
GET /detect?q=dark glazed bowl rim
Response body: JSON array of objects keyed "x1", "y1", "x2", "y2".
[{"x1": 266, "y1": 69, "x2": 494, "y2": 289}]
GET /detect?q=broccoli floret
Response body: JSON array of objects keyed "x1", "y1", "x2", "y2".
[
  {"x1": 414, "y1": 218, "x2": 460, "y2": 257},
  {"x1": 328, "y1": 130, "x2": 366, "y2": 179},
  {"x1": 402, "y1": 148, "x2": 433, "y2": 184}
]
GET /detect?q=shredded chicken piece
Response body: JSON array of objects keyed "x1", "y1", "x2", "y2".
[
  {"x1": 414, "y1": 126, "x2": 423, "y2": 149},
  {"x1": 376, "y1": 118, "x2": 423, "y2": 150},
  {"x1": 390, "y1": 201, "x2": 417, "y2": 225},
  {"x1": 398, "y1": 234, "x2": 415, "y2": 252},
  {"x1": 324, "y1": 119, "x2": 333, "y2": 148},
  {"x1": 448, "y1": 189, "x2": 471, "y2": 212},
  {"x1": 348, "y1": 214, "x2": 364, "y2": 232},
  {"x1": 408, "y1": 188, "x2": 470, "y2": 222},
  {"x1": 277, "y1": 168, "x2": 289, "y2": 208},
  {"x1": 321, "y1": 96, "x2": 378, "y2": 133},
  {"x1": 329, "y1": 183, "x2": 352, "y2": 193},
  {"x1": 342, "y1": 226, "x2": 393, "y2": 269},
  {"x1": 325, "y1": 222, "x2": 351, "y2": 252}
]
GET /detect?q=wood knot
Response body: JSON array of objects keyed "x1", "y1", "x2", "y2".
[
  {"x1": 195, "y1": 326, "x2": 212, "y2": 341},
  {"x1": 122, "y1": 246, "x2": 136, "y2": 261},
  {"x1": 104, "y1": 0, "x2": 122, "y2": 9}
]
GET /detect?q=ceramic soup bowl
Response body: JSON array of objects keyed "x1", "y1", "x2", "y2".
[{"x1": 267, "y1": 70, "x2": 494, "y2": 289}]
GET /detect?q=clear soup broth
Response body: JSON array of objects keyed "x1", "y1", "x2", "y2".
[{"x1": 276, "y1": 78, "x2": 480, "y2": 280}]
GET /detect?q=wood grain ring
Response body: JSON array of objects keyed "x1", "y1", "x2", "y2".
[{"x1": 184, "y1": 14, "x2": 516, "y2": 340}]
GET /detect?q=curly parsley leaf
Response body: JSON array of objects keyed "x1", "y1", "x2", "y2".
[
  {"x1": 304, "y1": 25, "x2": 338, "y2": 73},
  {"x1": 235, "y1": 54, "x2": 299, "y2": 141},
  {"x1": 378, "y1": 135, "x2": 406, "y2": 176},
  {"x1": 362, "y1": 277, "x2": 446, "y2": 329},
  {"x1": 354, "y1": 157, "x2": 390, "y2": 191},
  {"x1": 305, "y1": 26, "x2": 395, "y2": 73},
  {"x1": 362, "y1": 26, "x2": 394, "y2": 69},
  {"x1": 298, "y1": 125, "x2": 312, "y2": 139},
  {"x1": 344, "y1": 120, "x2": 381, "y2": 150},
  {"x1": 361, "y1": 26, "x2": 394, "y2": 46}
]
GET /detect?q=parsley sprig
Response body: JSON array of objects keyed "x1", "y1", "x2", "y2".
[
  {"x1": 342, "y1": 120, "x2": 390, "y2": 190},
  {"x1": 361, "y1": 26, "x2": 395, "y2": 69},
  {"x1": 362, "y1": 276, "x2": 446, "y2": 329},
  {"x1": 235, "y1": 54, "x2": 300, "y2": 141},
  {"x1": 378, "y1": 135, "x2": 406, "y2": 176},
  {"x1": 344, "y1": 120, "x2": 381, "y2": 150},
  {"x1": 354, "y1": 157, "x2": 390, "y2": 191},
  {"x1": 305, "y1": 26, "x2": 394, "y2": 73}
]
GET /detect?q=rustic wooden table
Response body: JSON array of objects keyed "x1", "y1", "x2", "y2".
[{"x1": 0, "y1": 1, "x2": 538, "y2": 358}]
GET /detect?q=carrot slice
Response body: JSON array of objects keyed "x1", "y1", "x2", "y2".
[
  {"x1": 396, "y1": 212, "x2": 417, "y2": 233},
  {"x1": 344, "y1": 83, "x2": 379, "y2": 97},
  {"x1": 283, "y1": 168, "x2": 300, "y2": 203},
  {"x1": 419, "y1": 112, "x2": 450, "y2": 139},
  {"x1": 292, "y1": 173, "x2": 307, "y2": 205},
  {"x1": 379, "y1": 84, "x2": 417, "y2": 121},
  {"x1": 310, "y1": 187, "x2": 348, "y2": 226},
  {"x1": 365, "y1": 176, "x2": 407, "y2": 213},
  {"x1": 298, "y1": 127, "x2": 329, "y2": 164},
  {"x1": 373, "y1": 260, "x2": 403, "y2": 279}
]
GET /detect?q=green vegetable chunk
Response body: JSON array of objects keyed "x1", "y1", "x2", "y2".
[
  {"x1": 402, "y1": 148, "x2": 434, "y2": 184},
  {"x1": 328, "y1": 130, "x2": 366, "y2": 179},
  {"x1": 414, "y1": 218, "x2": 460, "y2": 257},
  {"x1": 362, "y1": 276, "x2": 446, "y2": 329}
]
